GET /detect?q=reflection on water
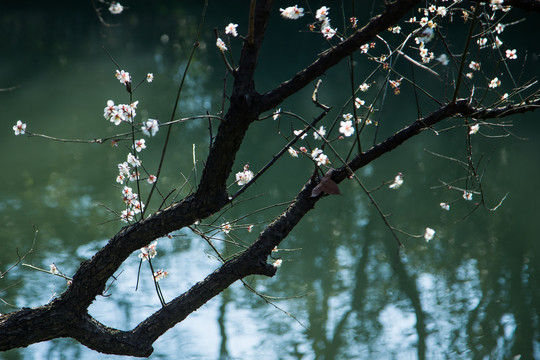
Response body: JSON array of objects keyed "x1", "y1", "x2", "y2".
[{"x1": 1, "y1": 2, "x2": 540, "y2": 359}]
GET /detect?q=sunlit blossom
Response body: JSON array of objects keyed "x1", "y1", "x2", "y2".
[
  {"x1": 311, "y1": 148, "x2": 323, "y2": 159},
  {"x1": 359, "y1": 83, "x2": 370, "y2": 92},
  {"x1": 463, "y1": 191, "x2": 473, "y2": 201},
  {"x1": 390, "y1": 26, "x2": 401, "y2": 34},
  {"x1": 116, "y1": 173, "x2": 126, "y2": 184},
  {"x1": 129, "y1": 171, "x2": 139, "y2": 182},
  {"x1": 316, "y1": 6, "x2": 330, "y2": 21},
  {"x1": 389, "y1": 78, "x2": 402, "y2": 95},
  {"x1": 424, "y1": 227, "x2": 435, "y2": 242},
  {"x1": 389, "y1": 172, "x2": 404, "y2": 189},
  {"x1": 133, "y1": 139, "x2": 146, "y2": 152},
  {"x1": 354, "y1": 98, "x2": 365, "y2": 108},
  {"x1": 491, "y1": 0, "x2": 504, "y2": 9},
  {"x1": 225, "y1": 23, "x2": 238, "y2": 37},
  {"x1": 115, "y1": 69, "x2": 131, "y2": 84},
  {"x1": 236, "y1": 164, "x2": 254, "y2": 185},
  {"x1": 122, "y1": 185, "x2": 134, "y2": 198},
  {"x1": 493, "y1": 36, "x2": 503, "y2": 48},
  {"x1": 13, "y1": 120, "x2": 26, "y2": 135},
  {"x1": 505, "y1": 49, "x2": 517, "y2": 60},
  {"x1": 104, "y1": 100, "x2": 116, "y2": 120},
  {"x1": 293, "y1": 129, "x2": 308, "y2": 140},
  {"x1": 350, "y1": 17, "x2": 358, "y2": 28},
  {"x1": 477, "y1": 37, "x2": 488, "y2": 47},
  {"x1": 288, "y1": 147, "x2": 299, "y2": 157},
  {"x1": 469, "y1": 61, "x2": 481, "y2": 71},
  {"x1": 360, "y1": 44, "x2": 369, "y2": 53},
  {"x1": 118, "y1": 162, "x2": 130, "y2": 176},
  {"x1": 469, "y1": 124, "x2": 480, "y2": 135},
  {"x1": 216, "y1": 38, "x2": 227, "y2": 52},
  {"x1": 110, "y1": 109, "x2": 126, "y2": 125},
  {"x1": 495, "y1": 23, "x2": 505, "y2": 34},
  {"x1": 436, "y1": 6, "x2": 447, "y2": 17},
  {"x1": 146, "y1": 73, "x2": 154, "y2": 82},
  {"x1": 147, "y1": 174, "x2": 157, "y2": 184},
  {"x1": 124, "y1": 109, "x2": 136, "y2": 123},
  {"x1": 280, "y1": 5, "x2": 304, "y2": 19},
  {"x1": 153, "y1": 269, "x2": 168, "y2": 281},
  {"x1": 131, "y1": 200, "x2": 145, "y2": 214},
  {"x1": 247, "y1": 225, "x2": 254, "y2": 232},
  {"x1": 142, "y1": 119, "x2": 159, "y2": 137},
  {"x1": 121, "y1": 209, "x2": 135, "y2": 223},
  {"x1": 339, "y1": 120, "x2": 355, "y2": 137},
  {"x1": 314, "y1": 153, "x2": 330, "y2": 166},
  {"x1": 273, "y1": 108, "x2": 281, "y2": 120},
  {"x1": 221, "y1": 222, "x2": 232, "y2": 234},
  {"x1": 50, "y1": 263, "x2": 59, "y2": 275},
  {"x1": 273, "y1": 259, "x2": 283, "y2": 268},
  {"x1": 127, "y1": 153, "x2": 142, "y2": 167},
  {"x1": 321, "y1": 25, "x2": 337, "y2": 39},
  {"x1": 139, "y1": 241, "x2": 158, "y2": 261},
  {"x1": 109, "y1": 2, "x2": 123, "y2": 14},
  {"x1": 489, "y1": 77, "x2": 501, "y2": 89},
  {"x1": 313, "y1": 126, "x2": 326, "y2": 140},
  {"x1": 440, "y1": 202, "x2": 450, "y2": 211},
  {"x1": 365, "y1": 119, "x2": 377, "y2": 126}
]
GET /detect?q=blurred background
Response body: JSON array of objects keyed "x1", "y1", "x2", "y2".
[{"x1": 1, "y1": 1, "x2": 539, "y2": 359}]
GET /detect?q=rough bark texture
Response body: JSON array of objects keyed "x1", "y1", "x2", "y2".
[{"x1": 1, "y1": 0, "x2": 539, "y2": 357}]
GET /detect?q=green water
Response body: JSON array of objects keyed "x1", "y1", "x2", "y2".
[{"x1": 1, "y1": 2, "x2": 539, "y2": 359}]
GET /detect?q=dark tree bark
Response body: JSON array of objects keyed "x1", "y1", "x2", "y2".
[{"x1": 1, "y1": 0, "x2": 539, "y2": 357}]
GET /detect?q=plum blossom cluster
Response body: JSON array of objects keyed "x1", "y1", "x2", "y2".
[
  {"x1": 115, "y1": 69, "x2": 131, "y2": 84},
  {"x1": 219, "y1": 221, "x2": 256, "y2": 235},
  {"x1": 105, "y1": 69, "x2": 159, "y2": 223},
  {"x1": 153, "y1": 269, "x2": 169, "y2": 282},
  {"x1": 139, "y1": 241, "x2": 158, "y2": 261},
  {"x1": 418, "y1": 42, "x2": 434, "y2": 64},
  {"x1": 311, "y1": 148, "x2": 330, "y2": 166},
  {"x1": 116, "y1": 150, "x2": 156, "y2": 185},
  {"x1": 280, "y1": 5, "x2": 304, "y2": 19},
  {"x1": 316, "y1": 6, "x2": 337, "y2": 40},
  {"x1": 120, "y1": 184, "x2": 145, "y2": 222},
  {"x1": 280, "y1": 5, "x2": 337, "y2": 39},
  {"x1": 216, "y1": 23, "x2": 239, "y2": 52},
  {"x1": 138, "y1": 241, "x2": 169, "y2": 285},
  {"x1": 236, "y1": 164, "x2": 254, "y2": 186},
  {"x1": 104, "y1": 100, "x2": 139, "y2": 125}
]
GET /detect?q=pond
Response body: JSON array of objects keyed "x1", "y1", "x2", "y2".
[{"x1": 1, "y1": 1, "x2": 539, "y2": 359}]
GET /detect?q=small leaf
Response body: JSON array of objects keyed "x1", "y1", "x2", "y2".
[{"x1": 311, "y1": 169, "x2": 341, "y2": 197}]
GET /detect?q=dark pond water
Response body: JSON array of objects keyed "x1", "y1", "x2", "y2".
[{"x1": 1, "y1": 1, "x2": 539, "y2": 359}]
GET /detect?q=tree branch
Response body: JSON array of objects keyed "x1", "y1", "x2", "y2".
[{"x1": 259, "y1": 0, "x2": 422, "y2": 112}]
